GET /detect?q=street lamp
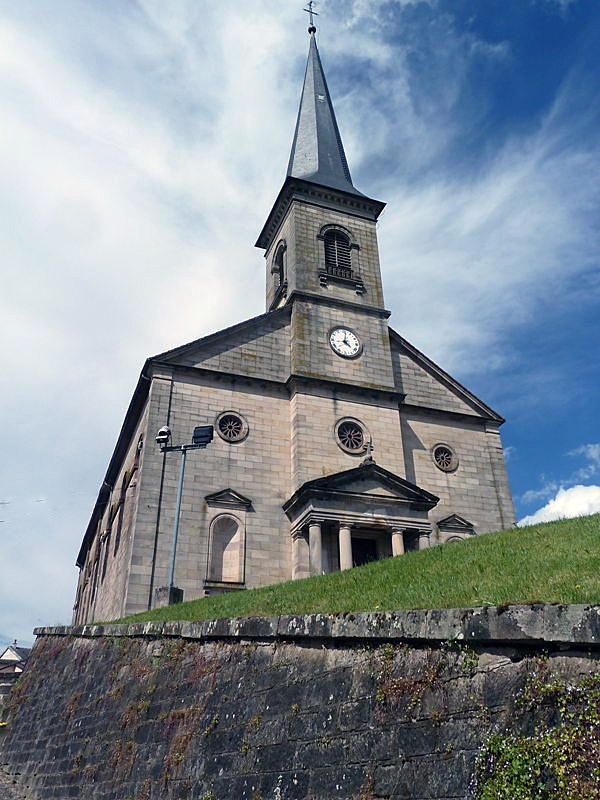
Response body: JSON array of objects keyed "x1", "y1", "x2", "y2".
[{"x1": 154, "y1": 424, "x2": 214, "y2": 607}]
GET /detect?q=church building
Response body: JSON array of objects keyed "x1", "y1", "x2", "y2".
[{"x1": 73, "y1": 24, "x2": 514, "y2": 625}]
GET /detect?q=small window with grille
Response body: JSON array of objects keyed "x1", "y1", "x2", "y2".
[
  {"x1": 216, "y1": 411, "x2": 249, "y2": 443},
  {"x1": 432, "y1": 443, "x2": 458, "y2": 472},
  {"x1": 324, "y1": 229, "x2": 352, "y2": 280},
  {"x1": 335, "y1": 417, "x2": 369, "y2": 455}
]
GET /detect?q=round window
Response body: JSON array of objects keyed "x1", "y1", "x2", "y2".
[
  {"x1": 335, "y1": 418, "x2": 368, "y2": 455},
  {"x1": 432, "y1": 443, "x2": 458, "y2": 472},
  {"x1": 216, "y1": 411, "x2": 248, "y2": 443}
]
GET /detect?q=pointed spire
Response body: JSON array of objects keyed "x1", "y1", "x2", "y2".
[{"x1": 287, "y1": 30, "x2": 363, "y2": 197}]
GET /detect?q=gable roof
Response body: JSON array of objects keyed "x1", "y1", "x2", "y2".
[
  {"x1": 0, "y1": 644, "x2": 31, "y2": 662},
  {"x1": 151, "y1": 305, "x2": 291, "y2": 384},
  {"x1": 152, "y1": 306, "x2": 290, "y2": 367},
  {"x1": 388, "y1": 328, "x2": 504, "y2": 423}
]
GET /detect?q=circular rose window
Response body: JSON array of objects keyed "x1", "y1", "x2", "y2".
[
  {"x1": 335, "y1": 418, "x2": 368, "y2": 455},
  {"x1": 432, "y1": 443, "x2": 458, "y2": 472},
  {"x1": 216, "y1": 411, "x2": 248, "y2": 443}
]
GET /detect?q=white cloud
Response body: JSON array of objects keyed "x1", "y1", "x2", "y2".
[
  {"x1": 378, "y1": 98, "x2": 600, "y2": 373},
  {"x1": 521, "y1": 482, "x2": 560, "y2": 506},
  {"x1": 518, "y1": 485, "x2": 600, "y2": 526},
  {"x1": 519, "y1": 444, "x2": 600, "y2": 509},
  {"x1": 569, "y1": 443, "x2": 600, "y2": 465},
  {"x1": 503, "y1": 446, "x2": 516, "y2": 463}
]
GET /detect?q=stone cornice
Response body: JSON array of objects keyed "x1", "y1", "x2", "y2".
[
  {"x1": 256, "y1": 177, "x2": 385, "y2": 252},
  {"x1": 34, "y1": 604, "x2": 600, "y2": 648},
  {"x1": 286, "y1": 290, "x2": 390, "y2": 318}
]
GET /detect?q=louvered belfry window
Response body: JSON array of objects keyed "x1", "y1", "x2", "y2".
[
  {"x1": 273, "y1": 245, "x2": 284, "y2": 288},
  {"x1": 324, "y1": 230, "x2": 352, "y2": 279}
]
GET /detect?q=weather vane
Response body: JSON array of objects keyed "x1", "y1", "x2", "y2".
[{"x1": 304, "y1": 1, "x2": 318, "y2": 33}]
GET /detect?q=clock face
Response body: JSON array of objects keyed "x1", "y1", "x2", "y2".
[{"x1": 329, "y1": 327, "x2": 361, "y2": 358}]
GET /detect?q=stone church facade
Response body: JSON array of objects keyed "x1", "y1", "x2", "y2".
[{"x1": 73, "y1": 30, "x2": 514, "y2": 625}]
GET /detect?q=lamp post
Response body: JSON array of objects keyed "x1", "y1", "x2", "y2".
[{"x1": 154, "y1": 425, "x2": 214, "y2": 607}]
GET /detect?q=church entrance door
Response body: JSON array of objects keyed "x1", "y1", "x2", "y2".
[{"x1": 351, "y1": 537, "x2": 378, "y2": 567}]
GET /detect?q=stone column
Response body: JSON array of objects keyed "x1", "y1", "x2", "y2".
[
  {"x1": 291, "y1": 531, "x2": 310, "y2": 580},
  {"x1": 418, "y1": 530, "x2": 431, "y2": 550},
  {"x1": 308, "y1": 522, "x2": 323, "y2": 575},
  {"x1": 339, "y1": 524, "x2": 353, "y2": 570},
  {"x1": 391, "y1": 528, "x2": 405, "y2": 557}
]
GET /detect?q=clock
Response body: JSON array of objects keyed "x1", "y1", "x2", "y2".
[{"x1": 329, "y1": 327, "x2": 362, "y2": 358}]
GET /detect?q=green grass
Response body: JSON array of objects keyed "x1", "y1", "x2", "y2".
[{"x1": 117, "y1": 514, "x2": 600, "y2": 624}]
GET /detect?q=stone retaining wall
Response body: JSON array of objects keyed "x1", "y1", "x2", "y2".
[{"x1": 1, "y1": 605, "x2": 599, "y2": 799}]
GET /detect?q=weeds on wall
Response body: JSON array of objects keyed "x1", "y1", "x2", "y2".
[
  {"x1": 472, "y1": 662, "x2": 600, "y2": 799},
  {"x1": 374, "y1": 641, "x2": 479, "y2": 722}
]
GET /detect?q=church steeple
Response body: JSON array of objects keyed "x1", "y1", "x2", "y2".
[
  {"x1": 257, "y1": 20, "x2": 386, "y2": 318},
  {"x1": 286, "y1": 30, "x2": 363, "y2": 198}
]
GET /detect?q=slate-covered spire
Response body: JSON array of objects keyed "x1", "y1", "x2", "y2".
[{"x1": 287, "y1": 30, "x2": 363, "y2": 196}]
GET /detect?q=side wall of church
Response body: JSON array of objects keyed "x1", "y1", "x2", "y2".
[
  {"x1": 74, "y1": 402, "x2": 150, "y2": 624},
  {"x1": 400, "y1": 409, "x2": 515, "y2": 535},
  {"x1": 122, "y1": 369, "x2": 293, "y2": 617}
]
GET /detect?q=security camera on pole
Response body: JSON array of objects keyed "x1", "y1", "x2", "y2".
[{"x1": 154, "y1": 424, "x2": 214, "y2": 607}]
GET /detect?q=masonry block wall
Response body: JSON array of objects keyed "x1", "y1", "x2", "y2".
[
  {"x1": 74, "y1": 403, "x2": 150, "y2": 625},
  {"x1": 268, "y1": 202, "x2": 385, "y2": 310},
  {"x1": 1, "y1": 606, "x2": 599, "y2": 800},
  {"x1": 134, "y1": 373, "x2": 294, "y2": 607},
  {"x1": 400, "y1": 411, "x2": 514, "y2": 533}
]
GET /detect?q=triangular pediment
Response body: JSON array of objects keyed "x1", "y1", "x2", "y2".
[
  {"x1": 151, "y1": 307, "x2": 291, "y2": 383},
  {"x1": 205, "y1": 488, "x2": 252, "y2": 509},
  {"x1": 436, "y1": 514, "x2": 475, "y2": 533},
  {"x1": 389, "y1": 329, "x2": 503, "y2": 422},
  {"x1": 311, "y1": 463, "x2": 438, "y2": 503},
  {"x1": 284, "y1": 461, "x2": 438, "y2": 514}
]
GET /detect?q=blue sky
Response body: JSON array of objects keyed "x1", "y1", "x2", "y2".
[{"x1": 1, "y1": 0, "x2": 599, "y2": 645}]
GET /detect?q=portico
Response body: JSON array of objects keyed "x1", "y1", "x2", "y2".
[{"x1": 283, "y1": 461, "x2": 439, "y2": 578}]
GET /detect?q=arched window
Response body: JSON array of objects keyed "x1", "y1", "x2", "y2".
[
  {"x1": 324, "y1": 229, "x2": 352, "y2": 279},
  {"x1": 113, "y1": 473, "x2": 128, "y2": 556},
  {"x1": 273, "y1": 244, "x2": 285, "y2": 288},
  {"x1": 208, "y1": 515, "x2": 244, "y2": 583}
]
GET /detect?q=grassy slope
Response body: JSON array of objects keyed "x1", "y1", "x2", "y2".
[{"x1": 118, "y1": 513, "x2": 600, "y2": 624}]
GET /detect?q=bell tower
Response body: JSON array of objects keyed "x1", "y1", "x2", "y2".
[
  {"x1": 256, "y1": 22, "x2": 395, "y2": 394},
  {"x1": 256, "y1": 25, "x2": 387, "y2": 309}
]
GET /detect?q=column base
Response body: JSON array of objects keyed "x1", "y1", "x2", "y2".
[{"x1": 154, "y1": 586, "x2": 184, "y2": 608}]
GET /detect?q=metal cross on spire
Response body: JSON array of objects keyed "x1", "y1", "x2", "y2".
[
  {"x1": 304, "y1": 1, "x2": 318, "y2": 33},
  {"x1": 361, "y1": 438, "x2": 375, "y2": 466}
]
